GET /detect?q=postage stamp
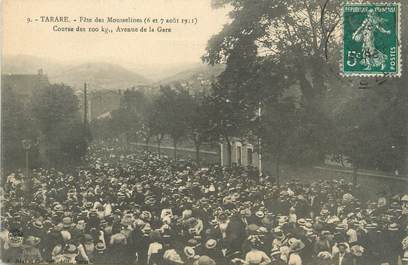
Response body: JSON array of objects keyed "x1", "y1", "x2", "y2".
[{"x1": 342, "y1": 2, "x2": 401, "y2": 77}]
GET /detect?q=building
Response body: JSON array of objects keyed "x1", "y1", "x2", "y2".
[
  {"x1": 220, "y1": 138, "x2": 260, "y2": 169},
  {"x1": 89, "y1": 90, "x2": 121, "y2": 120},
  {"x1": 1, "y1": 69, "x2": 50, "y2": 103}
]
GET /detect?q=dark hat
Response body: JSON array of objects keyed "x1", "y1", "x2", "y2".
[
  {"x1": 89, "y1": 209, "x2": 98, "y2": 216},
  {"x1": 196, "y1": 255, "x2": 216, "y2": 265},
  {"x1": 32, "y1": 220, "x2": 43, "y2": 229},
  {"x1": 247, "y1": 224, "x2": 259, "y2": 234},
  {"x1": 84, "y1": 234, "x2": 93, "y2": 243},
  {"x1": 62, "y1": 217, "x2": 73, "y2": 228}
]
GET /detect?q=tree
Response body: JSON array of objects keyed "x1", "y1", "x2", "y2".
[
  {"x1": 186, "y1": 92, "x2": 214, "y2": 165},
  {"x1": 332, "y1": 86, "x2": 406, "y2": 183},
  {"x1": 31, "y1": 84, "x2": 88, "y2": 167},
  {"x1": 205, "y1": 82, "x2": 250, "y2": 166},
  {"x1": 97, "y1": 88, "x2": 153, "y2": 150},
  {"x1": 260, "y1": 97, "x2": 297, "y2": 185},
  {"x1": 156, "y1": 86, "x2": 191, "y2": 159},
  {"x1": 1, "y1": 87, "x2": 38, "y2": 171},
  {"x1": 147, "y1": 92, "x2": 169, "y2": 157},
  {"x1": 204, "y1": 0, "x2": 342, "y2": 164}
]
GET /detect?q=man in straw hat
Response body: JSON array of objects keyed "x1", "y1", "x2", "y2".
[{"x1": 332, "y1": 242, "x2": 353, "y2": 265}]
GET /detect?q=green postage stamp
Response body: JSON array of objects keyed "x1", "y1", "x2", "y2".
[{"x1": 342, "y1": 2, "x2": 401, "y2": 77}]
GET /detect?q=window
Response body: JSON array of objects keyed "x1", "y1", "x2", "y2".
[
  {"x1": 247, "y1": 148, "x2": 253, "y2": 165},
  {"x1": 237, "y1": 146, "x2": 242, "y2": 165}
]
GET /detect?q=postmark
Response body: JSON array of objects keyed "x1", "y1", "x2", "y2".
[{"x1": 342, "y1": 2, "x2": 401, "y2": 77}]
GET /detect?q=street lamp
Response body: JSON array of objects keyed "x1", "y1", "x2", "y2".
[{"x1": 21, "y1": 139, "x2": 32, "y2": 178}]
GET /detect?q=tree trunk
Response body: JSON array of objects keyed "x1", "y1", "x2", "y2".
[
  {"x1": 124, "y1": 133, "x2": 129, "y2": 151},
  {"x1": 195, "y1": 143, "x2": 201, "y2": 167},
  {"x1": 157, "y1": 141, "x2": 161, "y2": 157},
  {"x1": 276, "y1": 155, "x2": 280, "y2": 186},
  {"x1": 352, "y1": 166, "x2": 358, "y2": 186},
  {"x1": 145, "y1": 137, "x2": 150, "y2": 151},
  {"x1": 226, "y1": 140, "x2": 232, "y2": 167},
  {"x1": 173, "y1": 140, "x2": 177, "y2": 160}
]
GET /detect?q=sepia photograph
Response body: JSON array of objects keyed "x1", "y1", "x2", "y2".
[{"x1": 1, "y1": 0, "x2": 407, "y2": 264}]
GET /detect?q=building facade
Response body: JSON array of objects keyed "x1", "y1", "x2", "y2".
[
  {"x1": 220, "y1": 138, "x2": 260, "y2": 169},
  {"x1": 2, "y1": 69, "x2": 50, "y2": 104}
]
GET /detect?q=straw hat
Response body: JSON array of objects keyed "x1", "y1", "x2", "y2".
[
  {"x1": 184, "y1": 246, "x2": 196, "y2": 258},
  {"x1": 205, "y1": 239, "x2": 217, "y2": 249},
  {"x1": 337, "y1": 242, "x2": 349, "y2": 249},
  {"x1": 290, "y1": 239, "x2": 305, "y2": 252},
  {"x1": 402, "y1": 236, "x2": 408, "y2": 250},
  {"x1": 388, "y1": 223, "x2": 399, "y2": 231},
  {"x1": 350, "y1": 244, "x2": 364, "y2": 256},
  {"x1": 163, "y1": 249, "x2": 184, "y2": 264},
  {"x1": 297, "y1": 218, "x2": 307, "y2": 226},
  {"x1": 255, "y1": 211, "x2": 265, "y2": 218},
  {"x1": 95, "y1": 241, "x2": 106, "y2": 252},
  {"x1": 32, "y1": 220, "x2": 43, "y2": 229},
  {"x1": 317, "y1": 251, "x2": 332, "y2": 259}
]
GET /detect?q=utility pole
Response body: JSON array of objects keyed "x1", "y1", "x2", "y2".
[
  {"x1": 22, "y1": 139, "x2": 32, "y2": 178},
  {"x1": 258, "y1": 101, "x2": 262, "y2": 176},
  {"x1": 83, "y1": 82, "x2": 88, "y2": 127}
]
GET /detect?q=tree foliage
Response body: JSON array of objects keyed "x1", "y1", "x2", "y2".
[
  {"x1": 204, "y1": 0, "x2": 407, "y2": 175},
  {"x1": 1, "y1": 88, "x2": 38, "y2": 171},
  {"x1": 31, "y1": 84, "x2": 87, "y2": 167}
]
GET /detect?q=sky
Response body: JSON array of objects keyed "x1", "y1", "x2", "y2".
[{"x1": 2, "y1": 0, "x2": 230, "y2": 67}]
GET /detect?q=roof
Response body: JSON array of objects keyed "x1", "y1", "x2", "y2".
[{"x1": 2, "y1": 73, "x2": 49, "y2": 97}]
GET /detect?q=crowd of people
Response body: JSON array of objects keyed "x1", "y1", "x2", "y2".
[{"x1": 1, "y1": 144, "x2": 408, "y2": 265}]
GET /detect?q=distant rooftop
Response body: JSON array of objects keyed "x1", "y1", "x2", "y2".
[{"x1": 2, "y1": 69, "x2": 49, "y2": 97}]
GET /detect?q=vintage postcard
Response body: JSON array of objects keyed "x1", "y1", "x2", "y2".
[{"x1": 1, "y1": 0, "x2": 407, "y2": 265}]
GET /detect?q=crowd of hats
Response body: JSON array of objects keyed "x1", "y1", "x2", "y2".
[{"x1": 0, "y1": 143, "x2": 408, "y2": 264}]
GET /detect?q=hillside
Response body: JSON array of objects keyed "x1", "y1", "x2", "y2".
[
  {"x1": 2, "y1": 54, "x2": 69, "y2": 76},
  {"x1": 49, "y1": 62, "x2": 151, "y2": 90},
  {"x1": 158, "y1": 64, "x2": 225, "y2": 85},
  {"x1": 3, "y1": 55, "x2": 151, "y2": 91}
]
